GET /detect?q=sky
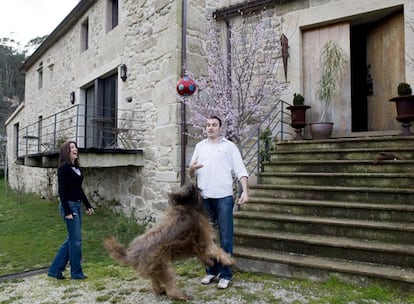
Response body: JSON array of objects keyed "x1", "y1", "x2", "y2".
[{"x1": 0, "y1": 0, "x2": 79, "y2": 46}]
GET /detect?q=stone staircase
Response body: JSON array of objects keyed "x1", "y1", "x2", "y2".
[{"x1": 234, "y1": 135, "x2": 414, "y2": 291}]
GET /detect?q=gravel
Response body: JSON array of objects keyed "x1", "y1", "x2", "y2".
[
  {"x1": 0, "y1": 265, "x2": 408, "y2": 303},
  {"x1": 0, "y1": 268, "x2": 315, "y2": 304}
]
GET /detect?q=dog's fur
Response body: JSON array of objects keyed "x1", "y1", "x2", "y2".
[{"x1": 103, "y1": 182, "x2": 234, "y2": 301}]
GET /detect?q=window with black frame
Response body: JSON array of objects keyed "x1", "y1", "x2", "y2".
[
  {"x1": 107, "y1": 0, "x2": 119, "y2": 31},
  {"x1": 85, "y1": 74, "x2": 117, "y2": 149}
]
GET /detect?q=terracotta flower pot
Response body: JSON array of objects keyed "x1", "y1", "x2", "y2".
[
  {"x1": 309, "y1": 122, "x2": 334, "y2": 140},
  {"x1": 287, "y1": 105, "x2": 311, "y2": 140},
  {"x1": 389, "y1": 95, "x2": 414, "y2": 136}
]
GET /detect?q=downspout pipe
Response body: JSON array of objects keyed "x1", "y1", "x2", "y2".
[
  {"x1": 180, "y1": 0, "x2": 188, "y2": 186},
  {"x1": 225, "y1": 19, "x2": 232, "y2": 107}
]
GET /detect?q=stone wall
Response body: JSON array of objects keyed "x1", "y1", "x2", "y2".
[
  {"x1": 5, "y1": 0, "x2": 414, "y2": 223},
  {"x1": 5, "y1": 0, "x2": 211, "y2": 223}
]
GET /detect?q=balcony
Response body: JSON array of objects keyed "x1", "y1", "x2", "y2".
[{"x1": 16, "y1": 104, "x2": 144, "y2": 168}]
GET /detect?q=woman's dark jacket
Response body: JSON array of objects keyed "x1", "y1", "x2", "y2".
[{"x1": 58, "y1": 162, "x2": 92, "y2": 216}]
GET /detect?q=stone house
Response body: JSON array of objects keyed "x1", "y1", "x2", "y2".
[{"x1": 5, "y1": 0, "x2": 414, "y2": 222}]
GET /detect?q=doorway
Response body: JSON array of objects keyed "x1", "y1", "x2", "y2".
[
  {"x1": 302, "y1": 8, "x2": 405, "y2": 136},
  {"x1": 350, "y1": 10, "x2": 405, "y2": 133},
  {"x1": 85, "y1": 74, "x2": 118, "y2": 148}
]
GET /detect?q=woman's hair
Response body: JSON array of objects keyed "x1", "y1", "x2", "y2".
[{"x1": 58, "y1": 141, "x2": 80, "y2": 167}]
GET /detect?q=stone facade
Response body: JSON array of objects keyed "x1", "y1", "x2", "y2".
[{"x1": 5, "y1": 0, "x2": 414, "y2": 222}]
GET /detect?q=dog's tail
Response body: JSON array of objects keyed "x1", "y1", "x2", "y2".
[{"x1": 103, "y1": 235, "x2": 130, "y2": 265}]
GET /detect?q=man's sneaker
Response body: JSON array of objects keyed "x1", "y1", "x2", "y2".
[
  {"x1": 201, "y1": 274, "x2": 218, "y2": 285},
  {"x1": 217, "y1": 278, "x2": 230, "y2": 289}
]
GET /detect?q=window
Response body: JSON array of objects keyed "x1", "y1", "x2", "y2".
[
  {"x1": 37, "y1": 62, "x2": 43, "y2": 89},
  {"x1": 48, "y1": 63, "x2": 54, "y2": 82},
  {"x1": 85, "y1": 86, "x2": 95, "y2": 147},
  {"x1": 14, "y1": 123, "x2": 19, "y2": 158},
  {"x1": 107, "y1": 0, "x2": 119, "y2": 31},
  {"x1": 84, "y1": 73, "x2": 118, "y2": 148},
  {"x1": 81, "y1": 18, "x2": 89, "y2": 51}
]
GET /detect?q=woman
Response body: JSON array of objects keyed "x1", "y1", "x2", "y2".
[{"x1": 48, "y1": 141, "x2": 94, "y2": 280}]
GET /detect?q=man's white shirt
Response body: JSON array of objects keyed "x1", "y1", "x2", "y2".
[{"x1": 190, "y1": 137, "x2": 248, "y2": 198}]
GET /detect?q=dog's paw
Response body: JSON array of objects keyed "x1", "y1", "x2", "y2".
[
  {"x1": 167, "y1": 291, "x2": 191, "y2": 301},
  {"x1": 152, "y1": 287, "x2": 166, "y2": 296}
]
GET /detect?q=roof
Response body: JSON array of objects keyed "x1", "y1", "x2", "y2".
[{"x1": 213, "y1": 0, "x2": 287, "y2": 20}]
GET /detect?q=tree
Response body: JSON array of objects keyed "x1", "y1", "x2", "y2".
[
  {"x1": 24, "y1": 35, "x2": 48, "y2": 55},
  {"x1": 184, "y1": 14, "x2": 286, "y2": 148},
  {"x1": 0, "y1": 34, "x2": 45, "y2": 103},
  {"x1": 0, "y1": 37, "x2": 27, "y2": 135},
  {"x1": 407, "y1": 12, "x2": 414, "y2": 73},
  {"x1": 0, "y1": 37, "x2": 26, "y2": 101},
  {"x1": 0, "y1": 35, "x2": 46, "y2": 136}
]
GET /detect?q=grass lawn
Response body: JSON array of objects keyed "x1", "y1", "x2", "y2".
[
  {"x1": 0, "y1": 177, "x2": 144, "y2": 275},
  {"x1": 0, "y1": 177, "x2": 413, "y2": 303}
]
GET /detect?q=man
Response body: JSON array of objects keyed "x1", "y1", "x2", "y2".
[{"x1": 189, "y1": 116, "x2": 249, "y2": 289}]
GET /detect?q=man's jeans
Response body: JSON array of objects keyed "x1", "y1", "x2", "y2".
[
  {"x1": 202, "y1": 196, "x2": 234, "y2": 280},
  {"x1": 48, "y1": 201, "x2": 84, "y2": 279}
]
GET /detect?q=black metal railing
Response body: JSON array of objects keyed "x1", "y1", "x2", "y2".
[
  {"x1": 241, "y1": 99, "x2": 291, "y2": 178},
  {"x1": 16, "y1": 100, "x2": 292, "y2": 177},
  {"x1": 17, "y1": 104, "x2": 145, "y2": 158}
]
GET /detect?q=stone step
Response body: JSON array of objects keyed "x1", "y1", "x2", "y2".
[
  {"x1": 233, "y1": 246, "x2": 414, "y2": 291},
  {"x1": 259, "y1": 172, "x2": 414, "y2": 188},
  {"x1": 263, "y1": 160, "x2": 414, "y2": 173},
  {"x1": 234, "y1": 228, "x2": 414, "y2": 268},
  {"x1": 234, "y1": 211, "x2": 414, "y2": 244},
  {"x1": 240, "y1": 135, "x2": 414, "y2": 288},
  {"x1": 242, "y1": 197, "x2": 414, "y2": 222},
  {"x1": 270, "y1": 147, "x2": 414, "y2": 161},
  {"x1": 275, "y1": 136, "x2": 414, "y2": 151},
  {"x1": 249, "y1": 184, "x2": 414, "y2": 204}
]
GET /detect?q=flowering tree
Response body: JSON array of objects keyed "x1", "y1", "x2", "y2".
[
  {"x1": 184, "y1": 14, "x2": 286, "y2": 148},
  {"x1": 407, "y1": 12, "x2": 414, "y2": 73}
]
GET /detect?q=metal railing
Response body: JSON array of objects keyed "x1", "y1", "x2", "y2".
[
  {"x1": 17, "y1": 104, "x2": 145, "y2": 158},
  {"x1": 241, "y1": 99, "x2": 291, "y2": 177},
  {"x1": 16, "y1": 100, "x2": 292, "y2": 177}
]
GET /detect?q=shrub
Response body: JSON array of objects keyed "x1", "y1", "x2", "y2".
[
  {"x1": 293, "y1": 93, "x2": 305, "y2": 105},
  {"x1": 397, "y1": 82, "x2": 412, "y2": 96}
]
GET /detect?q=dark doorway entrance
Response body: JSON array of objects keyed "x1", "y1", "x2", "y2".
[
  {"x1": 350, "y1": 24, "x2": 369, "y2": 132},
  {"x1": 350, "y1": 9, "x2": 404, "y2": 134},
  {"x1": 85, "y1": 74, "x2": 118, "y2": 148}
]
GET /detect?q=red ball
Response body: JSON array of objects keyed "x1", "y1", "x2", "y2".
[{"x1": 176, "y1": 76, "x2": 196, "y2": 96}]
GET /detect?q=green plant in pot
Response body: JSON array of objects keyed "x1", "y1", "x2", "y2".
[
  {"x1": 287, "y1": 93, "x2": 311, "y2": 140},
  {"x1": 310, "y1": 40, "x2": 346, "y2": 139},
  {"x1": 397, "y1": 82, "x2": 412, "y2": 96},
  {"x1": 389, "y1": 82, "x2": 414, "y2": 135},
  {"x1": 293, "y1": 93, "x2": 305, "y2": 105}
]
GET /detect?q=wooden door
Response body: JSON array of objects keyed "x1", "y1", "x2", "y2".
[
  {"x1": 302, "y1": 23, "x2": 351, "y2": 136},
  {"x1": 366, "y1": 12, "x2": 405, "y2": 131}
]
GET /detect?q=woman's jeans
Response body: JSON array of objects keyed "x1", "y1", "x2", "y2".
[
  {"x1": 48, "y1": 201, "x2": 84, "y2": 279},
  {"x1": 202, "y1": 196, "x2": 234, "y2": 280}
]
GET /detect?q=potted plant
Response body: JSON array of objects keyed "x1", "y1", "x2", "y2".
[
  {"x1": 287, "y1": 93, "x2": 311, "y2": 140},
  {"x1": 397, "y1": 82, "x2": 412, "y2": 96},
  {"x1": 309, "y1": 40, "x2": 346, "y2": 139},
  {"x1": 389, "y1": 82, "x2": 414, "y2": 135},
  {"x1": 259, "y1": 128, "x2": 273, "y2": 171}
]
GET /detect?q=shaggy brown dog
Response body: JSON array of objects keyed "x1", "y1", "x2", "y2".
[{"x1": 103, "y1": 182, "x2": 235, "y2": 301}]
